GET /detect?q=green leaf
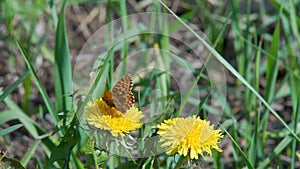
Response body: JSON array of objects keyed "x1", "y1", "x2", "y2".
[
  {"x1": 0, "y1": 71, "x2": 30, "y2": 102},
  {"x1": 1, "y1": 97, "x2": 39, "y2": 139},
  {"x1": 20, "y1": 140, "x2": 41, "y2": 167},
  {"x1": 257, "y1": 133, "x2": 298, "y2": 169},
  {"x1": 0, "y1": 152, "x2": 25, "y2": 169},
  {"x1": 265, "y1": 21, "x2": 279, "y2": 102},
  {"x1": 169, "y1": 9, "x2": 196, "y2": 33},
  {"x1": 260, "y1": 20, "x2": 280, "y2": 153},
  {"x1": 16, "y1": 40, "x2": 59, "y2": 125},
  {"x1": 47, "y1": 138, "x2": 76, "y2": 166},
  {"x1": 54, "y1": 0, "x2": 72, "y2": 112},
  {"x1": 0, "y1": 124, "x2": 23, "y2": 137},
  {"x1": 79, "y1": 138, "x2": 95, "y2": 154},
  {"x1": 221, "y1": 125, "x2": 254, "y2": 169},
  {"x1": 159, "y1": 1, "x2": 300, "y2": 142}
]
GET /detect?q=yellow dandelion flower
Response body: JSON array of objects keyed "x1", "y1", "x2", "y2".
[
  {"x1": 85, "y1": 98, "x2": 144, "y2": 137},
  {"x1": 157, "y1": 115, "x2": 223, "y2": 159}
]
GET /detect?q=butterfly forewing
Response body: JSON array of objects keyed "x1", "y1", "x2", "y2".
[
  {"x1": 102, "y1": 74, "x2": 135, "y2": 113},
  {"x1": 112, "y1": 74, "x2": 135, "y2": 113}
]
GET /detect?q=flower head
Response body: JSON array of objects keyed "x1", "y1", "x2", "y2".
[
  {"x1": 157, "y1": 115, "x2": 223, "y2": 159},
  {"x1": 85, "y1": 98, "x2": 144, "y2": 137}
]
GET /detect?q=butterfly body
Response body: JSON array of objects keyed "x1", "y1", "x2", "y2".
[
  {"x1": 102, "y1": 74, "x2": 135, "y2": 113},
  {"x1": 102, "y1": 90, "x2": 115, "y2": 107}
]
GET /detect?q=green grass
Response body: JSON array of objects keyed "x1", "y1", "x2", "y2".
[{"x1": 0, "y1": 0, "x2": 300, "y2": 168}]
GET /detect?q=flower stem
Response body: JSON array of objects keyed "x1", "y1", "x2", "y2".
[
  {"x1": 174, "y1": 155, "x2": 188, "y2": 169},
  {"x1": 92, "y1": 151, "x2": 99, "y2": 169}
]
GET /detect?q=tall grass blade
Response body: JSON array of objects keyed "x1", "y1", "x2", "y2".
[
  {"x1": 119, "y1": 0, "x2": 129, "y2": 74},
  {"x1": 54, "y1": 0, "x2": 72, "y2": 112},
  {"x1": 221, "y1": 125, "x2": 254, "y2": 169},
  {"x1": 257, "y1": 130, "x2": 300, "y2": 169},
  {"x1": 0, "y1": 124, "x2": 23, "y2": 137},
  {"x1": 16, "y1": 40, "x2": 59, "y2": 124},
  {"x1": 261, "y1": 20, "x2": 280, "y2": 150},
  {"x1": 290, "y1": 78, "x2": 299, "y2": 168},
  {"x1": 159, "y1": 0, "x2": 300, "y2": 142},
  {"x1": 265, "y1": 21, "x2": 279, "y2": 103},
  {"x1": 48, "y1": 0, "x2": 58, "y2": 27},
  {"x1": 20, "y1": 140, "x2": 41, "y2": 167},
  {"x1": 0, "y1": 71, "x2": 30, "y2": 102},
  {"x1": 288, "y1": 0, "x2": 300, "y2": 49},
  {"x1": 2, "y1": 98, "x2": 39, "y2": 138}
]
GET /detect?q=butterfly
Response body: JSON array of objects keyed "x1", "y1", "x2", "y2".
[{"x1": 102, "y1": 74, "x2": 135, "y2": 113}]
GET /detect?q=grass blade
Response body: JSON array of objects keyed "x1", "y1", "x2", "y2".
[
  {"x1": 1, "y1": 98, "x2": 39, "y2": 138},
  {"x1": 16, "y1": 40, "x2": 59, "y2": 125},
  {"x1": 54, "y1": 0, "x2": 72, "y2": 112},
  {"x1": 221, "y1": 125, "x2": 254, "y2": 169},
  {"x1": 159, "y1": 0, "x2": 300, "y2": 142},
  {"x1": 0, "y1": 71, "x2": 30, "y2": 102},
  {"x1": 261, "y1": 20, "x2": 280, "y2": 151},
  {"x1": 119, "y1": 0, "x2": 129, "y2": 74},
  {"x1": 48, "y1": 0, "x2": 58, "y2": 27},
  {"x1": 265, "y1": 21, "x2": 279, "y2": 103},
  {"x1": 20, "y1": 140, "x2": 41, "y2": 167},
  {"x1": 288, "y1": 0, "x2": 300, "y2": 49},
  {"x1": 257, "y1": 128, "x2": 300, "y2": 169},
  {"x1": 0, "y1": 124, "x2": 23, "y2": 137},
  {"x1": 290, "y1": 76, "x2": 300, "y2": 168}
]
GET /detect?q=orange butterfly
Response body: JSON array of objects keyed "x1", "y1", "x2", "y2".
[{"x1": 102, "y1": 74, "x2": 135, "y2": 113}]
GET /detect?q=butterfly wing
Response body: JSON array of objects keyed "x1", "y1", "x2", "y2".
[{"x1": 112, "y1": 74, "x2": 135, "y2": 113}]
